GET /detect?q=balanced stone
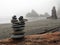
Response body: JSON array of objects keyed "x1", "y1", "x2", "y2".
[
  {"x1": 11, "y1": 35, "x2": 24, "y2": 38},
  {"x1": 12, "y1": 31, "x2": 25, "y2": 35},
  {"x1": 11, "y1": 15, "x2": 18, "y2": 24},
  {"x1": 12, "y1": 27, "x2": 24, "y2": 31}
]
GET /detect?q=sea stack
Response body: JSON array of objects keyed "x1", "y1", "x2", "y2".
[
  {"x1": 47, "y1": 6, "x2": 58, "y2": 19},
  {"x1": 11, "y1": 15, "x2": 25, "y2": 40},
  {"x1": 51, "y1": 6, "x2": 57, "y2": 19}
]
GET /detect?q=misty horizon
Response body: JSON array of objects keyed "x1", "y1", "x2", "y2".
[{"x1": 0, "y1": 0, "x2": 60, "y2": 24}]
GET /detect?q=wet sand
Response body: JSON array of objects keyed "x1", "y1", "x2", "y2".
[{"x1": 0, "y1": 19, "x2": 60, "y2": 39}]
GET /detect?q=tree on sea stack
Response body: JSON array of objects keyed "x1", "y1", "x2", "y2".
[
  {"x1": 51, "y1": 6, "x2": 57, "y2": 19},
  {"x1": 11, "y1": 15, "x2": 25, "y2": 40}
]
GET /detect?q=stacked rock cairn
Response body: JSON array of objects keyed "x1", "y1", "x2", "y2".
[{"x1": 11, "y1": 15, "x2": 25, "y2": 40}]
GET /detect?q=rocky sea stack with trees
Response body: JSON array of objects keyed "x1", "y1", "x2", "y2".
[
  {"x1": 26, "y1": 10, "x2": 39, "y2": 18},
  {"x1": 47, "y1": 6, "x2": 58, "y2": 19}
]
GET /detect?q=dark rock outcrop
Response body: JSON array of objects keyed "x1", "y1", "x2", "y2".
[{"x1": 51, "y1": 6, "x2": 57, "y2": 19}]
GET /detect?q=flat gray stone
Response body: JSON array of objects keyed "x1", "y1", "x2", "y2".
[
  {"x1": 12, "y1": 31, "x2": 25, "y2": 34},
  {"x1": 12, "y1": 25, "x2": 25, "y2": 28},
  {"x1": 11, "y1": 35, "x2": 24, "y2": 38},
  {"x1": 13, "y1": 27, "x2": 25, "y2": 31}
]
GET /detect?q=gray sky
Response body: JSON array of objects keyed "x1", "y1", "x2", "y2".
[
  {"x1": 0, "y1": 0, "x2": 59, "y2": 23},
  {"x1": 55, "y1": 0, "x2": 60, "y2": 9},
  {"x1": 0, "y1": 0, "x2": 57, "y2": 17}
]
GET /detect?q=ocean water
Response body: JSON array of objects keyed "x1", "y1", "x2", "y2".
[
  {"x1": 0, "y1": 18, "x2": 11, "y2": 24},
  {"x1": 0, "y1": 17, "x2": 46, "y2": 24},
  {"x1": 26, "y1": 17, "x2": 46, "y2": 22}
]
